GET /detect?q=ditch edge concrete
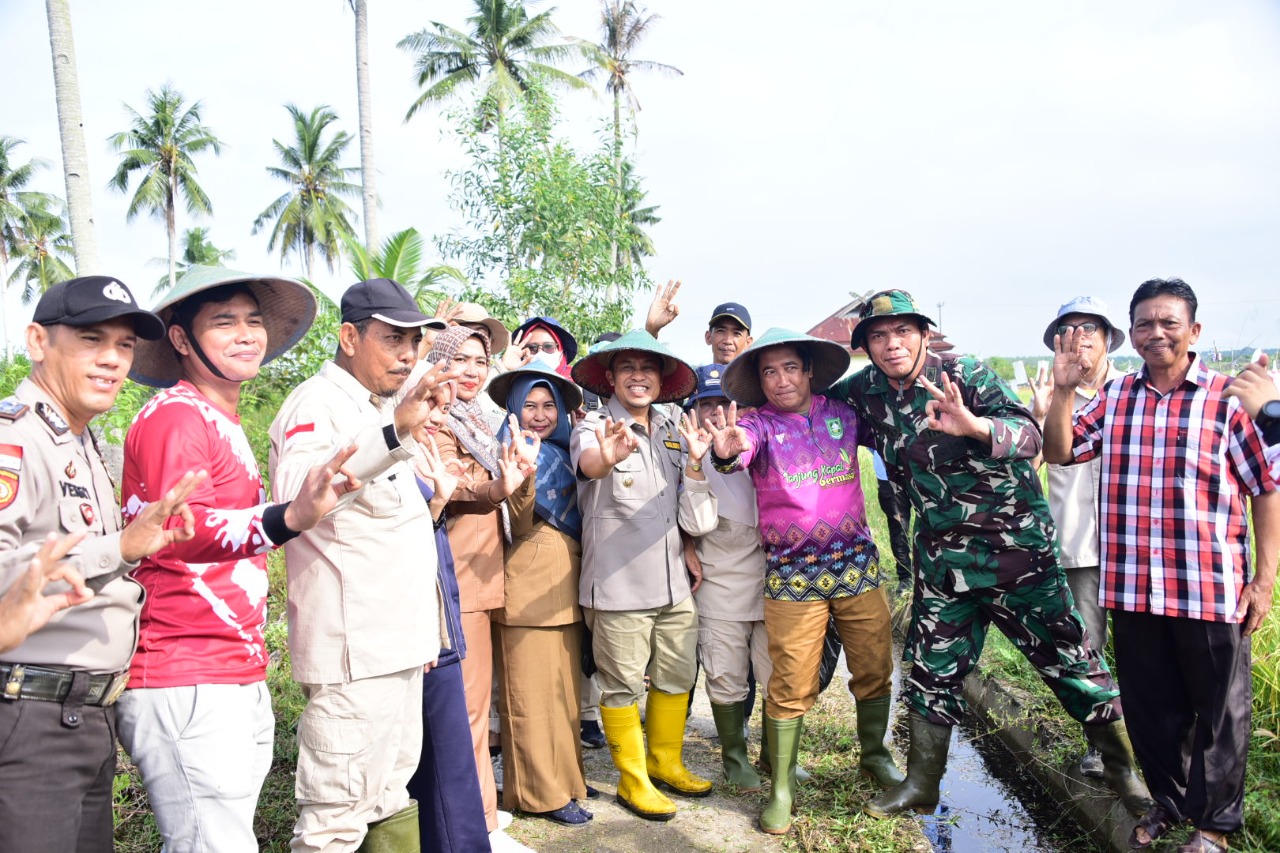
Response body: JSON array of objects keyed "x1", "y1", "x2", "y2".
[{"x1": 962, "y1": 669, "x2": 1140, "y2": 853}]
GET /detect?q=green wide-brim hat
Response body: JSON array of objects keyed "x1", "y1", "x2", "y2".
[
  {"x1": 569, "y1": 329, "x2": 696, "y2": 404},
  {"x1": 487, "y1": 360, "x2": 584, "y2": 412},
  {"x1": 849, "y1": 289, "x2": 936, "y2": 351},
  {"x1": 721, "y1": 328, "x2": 852, "y2": 409},
  {"x1": 129, "y1": 265, "x2": 318, "y2": 388}
]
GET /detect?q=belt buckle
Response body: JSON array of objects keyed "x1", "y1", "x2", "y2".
[
  {"x1": 102, "y1": 672, "x2": 129, "y2": 706},
  {"x1": 2, "y1": 664, "x2": 24, "y2": 700}
]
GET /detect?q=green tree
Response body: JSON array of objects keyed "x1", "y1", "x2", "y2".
[
  {"x1": 398, "y1": 0, "x2": 589, "y2": 125},
  {"x1": 44, "y1": 0, "x2": 99, "y2": 274},
  {"x1": 150, "y1": 226, "x2": 236, "y2": 296},
  {"x1": 340, "y1": 227, "x2": 466, "y2": 309},
  {"x1": 438, "y1": 88, "x2": 648, "y2": 342},
  {"x1": 108, "y1": 83, "x2": 223, "y2": 295},
  {"x1": 252, "y1": 104, "x2": 361, "y2": 277},
  {"x1": 618, "y1": 158, "x2": 659, "y2": 268},
  {"x1": 0, "y1": 137, "x2": 60, "y2": 351},
  {"x1": 6, "y1": 195, "x2": 75, "y2": 305}
]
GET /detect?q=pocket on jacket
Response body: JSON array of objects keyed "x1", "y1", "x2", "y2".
[{"x1": 295, "y1": 715, "x2": 371, "y2": 803}]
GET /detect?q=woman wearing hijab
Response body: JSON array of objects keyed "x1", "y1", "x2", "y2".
[
  {"x1": 499, "y1": 316, "x2": 579, "y2": 379},
  {"x1": 489, "y1": 361, "x2": 593, "y2": 826},
  {"x1": 427, "y1": 326, "x2": 534, "y2": 849}
]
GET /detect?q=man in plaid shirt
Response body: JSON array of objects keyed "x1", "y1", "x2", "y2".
[{"x1": 1044, "y1": 278, "x2": 1279, "y2": 853}]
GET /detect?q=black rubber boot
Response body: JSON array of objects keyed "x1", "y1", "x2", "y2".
[{"x1": 865, "y1": 713, "x2": 951, "y2": 818}]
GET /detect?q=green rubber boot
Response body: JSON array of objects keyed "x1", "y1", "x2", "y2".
[
  {"x1": 856, "y1": 695, "x2": 906, "y2": 789},
  {"x1": 357, "y1": 801, "x2": 421, "y2": 853},
  {"x1": 710, "y1": 702, "x2": 762, "y2": 792},
  {"x1": 866, "y1": 713, "x2": 952, "y2": 818},
  {"x1": 1083, "y1": 720, "x2": 1155, "y2": 816},
  {"x1": 759, "y1": 716, "x2": 810, "y2": 784},
  {"x1": 760, "y1": 716, "x2": 803, "y2": 835}
]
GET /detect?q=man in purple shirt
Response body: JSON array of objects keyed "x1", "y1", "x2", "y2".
[{"x1": 707, "y1": 328, "x2": 900, "y2": 835}]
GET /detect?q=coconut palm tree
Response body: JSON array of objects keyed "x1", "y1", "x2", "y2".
[
  {"x1": 348, "y1": 0, "x2": 379, "y2": 249},
  {"x1": 1, "y1": 137, "x2": 58, "y2": 355},
  {"x1": 108, "y1": 84, "x2": 223, "y2": 295},
  {"x1": 253, "y1": 104, "x2": 361, "y2": 277},
  {"x1": 44, "y1": 0, "x2": 98, "y2": 273},
  {"x1": 7, "y1": 195, "x2": 75, "y2": 305},
  {"x1": 341, "y1": 227, "x2": 467, "y2": 311},
  {"x1": 150, "y1": 227, "x2": 236, "y2": 296},
  {"x1": 398, "y1": 0, "x2": 589, "y2": 124},
  {"x1": 618, "y1": 158, "x2": 659, "y2": 268}
]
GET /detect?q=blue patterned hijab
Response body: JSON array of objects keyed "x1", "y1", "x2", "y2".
[{"x1": 497, "y1": 374, "x2": 582, "y2": 540}]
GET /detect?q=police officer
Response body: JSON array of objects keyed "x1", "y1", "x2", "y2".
[{"x1": 0, "y1": 276, "x2": 205, "y2": 853}]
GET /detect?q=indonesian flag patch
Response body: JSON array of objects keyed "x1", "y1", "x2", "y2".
[{"x1": 0, "y1": 443, "x2": 21, "y2": 510}]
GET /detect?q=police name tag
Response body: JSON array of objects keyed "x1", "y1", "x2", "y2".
[{"x1": 663, "y1": 440, "x2": 682, "y2": 451}]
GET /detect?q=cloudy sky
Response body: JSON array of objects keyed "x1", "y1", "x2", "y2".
[{"x1": 4, "y1": 0, "x2": 1278, "y2": 364}]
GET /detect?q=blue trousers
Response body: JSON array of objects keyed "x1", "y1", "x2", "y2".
[{"x1": 407, "y1": 661, "x2": 491, "y2": 852}]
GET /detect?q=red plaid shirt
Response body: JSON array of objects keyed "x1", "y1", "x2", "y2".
[{"x1": 1071, "y1": 355, "x2": 1276, "y2": 622}]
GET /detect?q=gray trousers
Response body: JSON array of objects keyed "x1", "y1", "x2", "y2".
[{"x1": 1064, "y1": 565, "x2": 1108, "y2": 651}]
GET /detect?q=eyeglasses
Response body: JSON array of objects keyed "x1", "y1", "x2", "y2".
[
  {"x1": 522, "y1": 342, "x2": 560, "y2": 354},
  {"x1": 1056, "y1": 322, "x2": 1101, "y2": 336}
]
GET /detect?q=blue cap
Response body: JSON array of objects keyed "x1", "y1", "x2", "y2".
[
  {"x1": 709, "y1": 302, "x2": 751, "y2": 332},
  {"x1": 686, "y1": 363, "x2": 731, "y2": 405}
]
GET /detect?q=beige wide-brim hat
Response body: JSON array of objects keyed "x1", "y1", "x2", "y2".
[
  {"x1": 454, "y1": 302, "x2": 511, "y2": 354},
  {"x1": 721, "y1": 327, "x2": 852, "y2": 408},
  {"x1": 570, "y1": 329, "x2": 697, "y2": 404},
  {"x1": 129, "y1": 265, "x2": 318, "y2": 388}
]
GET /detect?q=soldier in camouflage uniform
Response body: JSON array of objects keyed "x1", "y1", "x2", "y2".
[{"x1": 830, "y1": 289, "x2": 1152, "y2": 819}]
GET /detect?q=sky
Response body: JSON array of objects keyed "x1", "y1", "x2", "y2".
[{"x1": 3, "y1": 0, "x2": 1279, "y2": 367}]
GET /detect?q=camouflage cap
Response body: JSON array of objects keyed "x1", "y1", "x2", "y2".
[{"x1": 850, "y1": 289, "x2": 936, "y2": 351}]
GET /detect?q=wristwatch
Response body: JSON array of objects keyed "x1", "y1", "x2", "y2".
[
  {"x1": 687, "y1": 460, "x2": 703, "y2": 472},
  {"x1": 1258, "y1": 399, "x2": 1280, "y2": 431}
]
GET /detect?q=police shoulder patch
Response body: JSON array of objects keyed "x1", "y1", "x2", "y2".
[{"x1": 0, "y1": 398, "x2": 29, "y2": 421}]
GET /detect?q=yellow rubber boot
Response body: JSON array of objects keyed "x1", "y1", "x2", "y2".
[
  {"x1": 645, "y1": 690, "x2": 713, "y2": 797},
  {"x1": 600, "y1": 703, "x2": 677, "y2": 821}
]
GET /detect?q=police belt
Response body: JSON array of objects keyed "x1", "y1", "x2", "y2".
[{"x1": 0, "y1": 663, "x2": 129, "y2": 706}]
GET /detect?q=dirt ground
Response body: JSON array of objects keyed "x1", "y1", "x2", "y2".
[{"x1": 503, "y1": 680, "x2": 787, "y2": 853}]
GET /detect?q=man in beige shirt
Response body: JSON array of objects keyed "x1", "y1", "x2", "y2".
[
  {"x1": 270, "y1": 278, "x2": 454, "y2": 852},
  {"x1": 570, "y1": 330, "x2": 717, "y2": 822}
]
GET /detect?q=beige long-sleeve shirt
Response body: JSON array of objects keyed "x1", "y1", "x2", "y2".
[{"x1": 269, "y1": 361, "x2": 441, "y2": 684}]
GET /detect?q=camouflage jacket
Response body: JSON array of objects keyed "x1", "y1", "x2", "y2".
[{"x1": 832, "y1": 353, "x2": 1058, "y2": 592}]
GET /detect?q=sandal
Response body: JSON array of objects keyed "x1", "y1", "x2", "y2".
[
  {"x1": 1129, "y1": 804, "x2": 1176, "y2": 850},
  {"x1": 1177, "y1": 830, "x2": 1228, "y2": 853}
]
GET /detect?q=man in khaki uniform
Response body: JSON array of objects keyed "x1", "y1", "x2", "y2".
[
  {"x1": 569, "y1": 330, "x2": 717, "y2": 822},
  {"x1": 0, "y1": 276, "x2": 203, "y2": 853},
  {"x1": 269, "y1": 278, "x2": 453, "y2": 852}
]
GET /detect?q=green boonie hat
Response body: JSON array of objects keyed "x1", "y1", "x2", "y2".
[
  {"x1": 569, "y1": 329, "x2": 696, "y2": 404},
  {"x1": 850, "y1": 289, "x2": 936, "y2": 351},
  {"x1": 129, "y1": 265, "x2": 318, "y2": 388},
  {"x1": 721, "y1": 327, "x2": 852, "y2": 409}
]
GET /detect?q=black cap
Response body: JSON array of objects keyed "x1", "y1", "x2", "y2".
[
  {"x1": 340, "y1": 278, "x2": 431, "y2": 327},
  {"x1": 32, "y1": 276, "x2": 165, "y2": 340},
  {"x1": 709, "y1": 302, "x2": 752, "y2": 332}
]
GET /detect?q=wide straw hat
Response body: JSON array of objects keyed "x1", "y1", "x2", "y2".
[
  {"x1": 721, "y1": 328, "x2": 852, "y2": 408},
  {"x1": 1041, "y1": 296, "x2": 1125, "y2": 353},
  {"x1": 849, "y1": 289, "x2": 936, "y2": 352},
  {"x1": 454, "y1": 302, "x2": 511, "y2": 354},
  {"x1": 569, "y1": 329, "x2": 696, "y2": 405},
  {"x1": 487, "y1": 360, "x2": 584, "y2": 412},
  {"x1": 129, "y1": 265, "x2": 317, "y2": 388}
]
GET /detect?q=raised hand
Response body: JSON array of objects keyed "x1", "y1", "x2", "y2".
[
  {"x1": 0, "y1": 532, "x2": 93, "y2": 653},
  {"x1": 500, "y1": 329, "x2": 532, "y2": 372},
  {"x1": 416, "y1": 435, "x2": 459, "y2": 506},
  {"x1": 120, "y1": 470, "x2": 208, "y2": 563},
  {"x1": 283, "y1": 444, "x2": 363, "y2": 531},
  {"x1": 919, "y1": 373, "x2": 987, "y2": 439},
  {"x1": 433, "y1": 296, "x2": 463, "y2": 324},
  {"x1": 496, "y1": 440, "x2": 533, "y2": 498},
  {"x1": 594, "y1": 417, "x2": 639, "y2": 468},
  {"x1": 506, "y1": 415, "x2": 542, "y2": 472},
  {"x1": 1225, "y1": 353, "x2": 1278, "y2": 420},
  {"x1": 644, "y1": 279, "x2": 682, "y2": 336},
  {"x1": 1051, "y1": 327, "x2": 1092, "y2": 392},
  {"x1": 394, "y1": 359, "x2": 458, "y2": 437},
  {"x1": 678, "y1": 411, "x2": 711, "y2": 462},
  {"x1": 1028, "y1": 364, "x2": 1054, "y2": 422},
  {"x1": 706, "y1": 402, "x2": 751, "y2": 459}
]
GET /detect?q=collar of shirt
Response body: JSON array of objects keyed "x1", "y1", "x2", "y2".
[
  {"x1": 15, "y1": 377, "x2": 76, "y2": 445},
  {"x1": 604, "y1": 394, "x2": 677, "y2": 439},
  {"x1": 319, "y1": 360, "x2": 389, "y2": 413},
  {"x1": 1131, "y1": 352, "x2": 1209, "y2": 398},
  {"x1": 862, "y1": 351, "x2": 942, "y2": 399}
]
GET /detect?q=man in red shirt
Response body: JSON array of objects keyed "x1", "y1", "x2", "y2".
[{"x1": 118, "y1": 266, "x2": 359, "y2": 853}]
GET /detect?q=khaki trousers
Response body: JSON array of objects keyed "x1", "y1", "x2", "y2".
[
  {"x1": 584, "y1": 596, "x2": 698, "y2": 708},
  {"x1": 458, "y1": 609, "x2": 498, "y2": 831},
  {"x1": 763, "y1": 588, "x2": 893, "y2": 719},
  {"x1": 698, "y1": 616, "x2": 771, "y2": 706}
]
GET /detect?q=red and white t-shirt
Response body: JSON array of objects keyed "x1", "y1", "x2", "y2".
[{"x1": 122, "y1": 381, "x2": 277, "y2": 687}]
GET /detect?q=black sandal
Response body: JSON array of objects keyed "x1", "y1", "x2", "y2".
[{"x1": 1129, "y1": 804, "x2": 1176, "y2": 850}]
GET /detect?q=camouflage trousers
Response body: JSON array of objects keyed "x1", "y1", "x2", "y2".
[{"x1": 904, "y1": 563, "x2": 1122, "y2": 727}]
